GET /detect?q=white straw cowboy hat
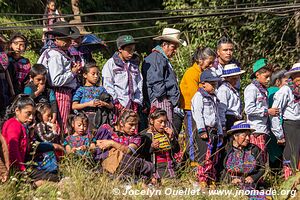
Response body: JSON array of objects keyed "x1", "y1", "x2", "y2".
[
  {"x1": 221, "y1": 63, "x2": 245, "y2": 78},
  {"x1": 285, "y1": 62, "x2": 300, "y2": 76},
  {"x1": 227, "y1": 120, "x2": 256, "y2": 136},
  {"x1": 153, "y1": 28, "x2": 187, "y2": 46}
]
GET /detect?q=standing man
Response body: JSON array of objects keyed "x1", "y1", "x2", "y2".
[
  {"x1": 142, "y1": 28, "x2": 186, "y2": 128},
  {"x1": 212, "y1": 36, "x2": 240, "y2": 77}
]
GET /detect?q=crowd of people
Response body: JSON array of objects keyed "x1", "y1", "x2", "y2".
[{"x1": 0, "y1": 18, "x2": 299, "y2": 193}]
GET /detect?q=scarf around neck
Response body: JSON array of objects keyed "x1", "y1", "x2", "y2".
[{"x1": 252, "y1": 79, "x2": 268, "y2": 100}]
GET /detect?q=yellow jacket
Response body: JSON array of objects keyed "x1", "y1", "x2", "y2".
[{"x1": 180, "y1": 63, "x2": 202, "y2": 110}]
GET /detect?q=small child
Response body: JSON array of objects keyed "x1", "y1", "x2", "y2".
[
  {"x1": 64, "y1": 113, "x2": 92, "y2": 156},
  {"x1": 24, "y1": 64, "x2": 58, "y2": 124},
  {"x1": 271, "y1": 63, "x2": 300, "y2": 172},
  {"x1": 244, "y1": 58, "x2": 278, "y2": 162},
  {"x1": 267, "y1": 69, "x2": 288, "y2": 172},
  {"x1": 179, "y1": 47, "x2": 216, "y2": 165},
  {"x1": 93, "y1": 110, "x2": 153, "y2": 182},
  {"x1": 42, "y1": 0, "x2": 64, "y2": 42},
  {"x1": 191, "y1": 69, "x2": 223, "y2": 189},
  {"x1": 102, "y1": 35, "x2": 143, "y2": 129},
  {"x1": 140, "y1": 107, "x2": 180, "y2": 182},
  {"x1": 34, "y1": 103, "x2": 58, "y2": 143},
  {"x1": 217, "y1": 63, "x2": 245, "y2": 131},
  {"x1": 72, "y1": 61, "x2": 113, "y2": 132},
  {"x1": 8, "y1": 33, "x2": 31, "y2": 95}
]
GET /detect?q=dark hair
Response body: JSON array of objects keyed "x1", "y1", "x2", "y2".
[
  {"x1": 29, "y1": 64, "x2": 47, "y2": 78},
  {"x1": 35, "y1": 103, "x2": 51, "y2": 123},
  {"x1": 5, "y1": 94, "x2": 35, "y2": 119},
  {"x1": 149, "y1": 107, "x2": 167, "y2": 126},
  {"x1": 217, "y1": 36, "x2": 233, "y2": 49},
  {"x1": 256, "y1": 65, "x2": 273, "y2": 76},
  {"x1": 118, "y1": 109, "x2": 138, "y2": 126},
  {"x1": 67, "y1": 112, "x2": 89, "y2": 134},
  {"x1": 270, "y1": 69, "x2": 287, "y2": 86},
  {"x1": 80, "y1": 60, "x2": 99, "y2": 85},
  {"x1": 191, "y1": 47, "x2": 216, "y2": 64},
  {"x1": 9, "y1": 33, "x2": 27, "y2": 47}
]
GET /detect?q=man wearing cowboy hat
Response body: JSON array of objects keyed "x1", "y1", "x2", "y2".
[
  {"x1": 142, "y1": 28, "x2": 186, "y2": 127},
  {"x1": 271, "y1": 62, "x2": 300, "y2": 171}
]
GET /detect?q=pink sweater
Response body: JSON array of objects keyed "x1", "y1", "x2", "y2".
[{"x1": 2, "y1": 118, "x2": 28, "y2": 171}]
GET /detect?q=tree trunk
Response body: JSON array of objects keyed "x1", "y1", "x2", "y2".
[
  {"x1": 70, "y1": 0, "x2": 86, "y2": 33},
  {"x1": 295, "y1": 0, "x2": 300, "y2": 52}
]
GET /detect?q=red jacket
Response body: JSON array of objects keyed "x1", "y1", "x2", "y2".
[{"x1": 2, "y1": 118, "x2": 28, "y2": 171}]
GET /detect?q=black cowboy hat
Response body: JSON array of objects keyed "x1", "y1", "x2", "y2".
[{"x1": 45, "y1": 21, "x2": 80, "y2": 39}]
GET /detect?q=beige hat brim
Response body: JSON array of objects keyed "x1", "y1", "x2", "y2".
[
  {"x1": 153, "y1": 35, "x2": 187, "y2": 46},
  {"x1": 285, "y1": 69, "x2": 300, "y2": 76},
  {"x1": 221, "y1": 70, "x2": 246, "y2": 78}
]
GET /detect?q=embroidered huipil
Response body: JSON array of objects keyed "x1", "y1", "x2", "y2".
[
  {"x1": 271, "y1": 85, "x2": 300, "y2": 139},
  {"x1": 217, "y1": 82, "x2": 242, "y2": 127},
  {"x1": 191, "y1": 88, "x2": 223, "y2": 135},
  {"x1": 244, "y1": 81, "x2": 269, "y2": 134},
  {"x1": 102, "y1": 52, "x2": 143, "y2": 108}
]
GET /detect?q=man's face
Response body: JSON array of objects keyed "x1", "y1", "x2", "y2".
[
  {"x1": 217, "y1": 43, "x2": 234, "y2": 65},
  {"x1": 162, "y1": 42, "x2": 179, "y2": 58}
]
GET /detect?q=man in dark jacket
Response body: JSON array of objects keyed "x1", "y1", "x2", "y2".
[{"x1": 142, "y1": 28, "x2": 186, "y2": 128}]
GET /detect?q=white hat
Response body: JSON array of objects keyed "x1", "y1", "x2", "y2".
[
  {"x1": 227, "y1": 120, "x2": 256, "y2": 135},
  {"x1": 221, "y1": 63, "x2": 245, "y2": 78},
  {"x1": 153, "y1": 28, "x2": 187, "y2": 46},
  {"x1": 285, "y1": 62, "x2": 300, "y2": 76}
]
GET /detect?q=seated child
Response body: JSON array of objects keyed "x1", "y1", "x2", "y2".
[
  {"x1": 139, "y1": 107, "x2": 180, "y2": 181},
  {"x1": 24, "y1": 64, "x2": 57, "y2": 124},
  {"x1": 93, "y1": 109, "x2": 153, "y2": 182},
  {"x1": 34, "y1": 103, "x2": 58, "y2": 143},
  {"x1": 64, "y1": 113, "x2": 93, "y2": 156},
  {"x1": 222, "y1": 121, "x2": 264, "y2": 190}
]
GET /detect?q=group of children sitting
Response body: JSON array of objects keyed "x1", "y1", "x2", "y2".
[{"x1": 0, "y1": 23, "x2": 299, "y2": 193}]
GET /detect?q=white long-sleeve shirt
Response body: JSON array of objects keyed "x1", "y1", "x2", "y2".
[
  {"x1": 217, "y1": 82, "x2": 242, "y2": 127},
  {"x1": 271, "y1": 85, "x2": 300, "y2": 139},
  {"x1": 102, "y1": 57, "x2": 143, "y2": 108},
  {"x1": 244, "y1": 83, "x2": 269, "y2": 134},
  {"x1": 38, "y1": 49, "x2": 77, "y2": 89},
  {"x1": 191, "y1": 89, "x2": 223, "y2": 135}
]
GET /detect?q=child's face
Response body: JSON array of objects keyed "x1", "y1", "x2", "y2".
[
  {"x1": 11, "y1": 37, "x2": 26, "y2": 54},
  {"x1": 276, "y1": 77, "x2": 289, "y2": 88},
  {"x1": 119, "y1": 44, "x2": 135, "y2": 61},
  {"x1": 83, "y1": 67, "x2": 99, "y2": 85},
  {"x1": 42, "y1": 108, "x2": 52, "y2": 123},
  {"x1": 256, "y1": 71, "x2": 271, "y2": 87},
  {"x1": 48, "y1": 1, "x2": 56, "y2": 11},
  {"x1": 32, "y1": 74, "x2": 46, "y2": 87},
  {"x1": 151, "y1": 115, "x2": 167, "y2": 133},
  {"x1": 15, "y1": 105, "x2": 35, "y2": 125},
  {"x1": 73, "y1": 118, "x2": 88, "y2": 135},
  {"x1": 120, "y1": 117, "x2": 138, "y2": 135},
  {"x1": 198, "y1": 56, "x2": 215, "y2": 70},
  {"x1": 225, "y1": 75, "x2": 240, "y2": 87},
  {"x1": 203, "y1": 81, "x2": 218, "y2": 94}
]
